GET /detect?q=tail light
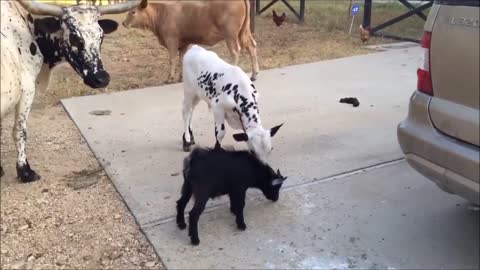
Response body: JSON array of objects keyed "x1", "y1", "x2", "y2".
[{"x1": 417, "y1": 31, "x2": 433, "y2": 95}]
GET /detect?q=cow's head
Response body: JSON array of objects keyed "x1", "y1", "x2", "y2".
[
  {"x1": 18, "y1": 0, "x2": 141, "y2": 88},
  {"x1": 122, "y1": 0, "x2": 150, "y2": 29},
  {"x1": 233, "y1": 124, "x2": 284, "y2": 163}
]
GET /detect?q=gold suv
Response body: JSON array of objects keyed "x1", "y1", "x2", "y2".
[{"x1": 397, "y1": 0, "x2": 479, "y2": 204}]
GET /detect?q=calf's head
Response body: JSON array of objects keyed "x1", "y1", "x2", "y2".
[
  {"x1": 122, "y1": 0, "x2": 149, "y2": 29},
  {"x1": 233, "y1": 124, "x2": 283, "y2": 163},
  {"x1": 261, "y1": 169, "x2": 287, "y2": 202},
  {"x1": 18, "y1": 0, "x2": 140, "y2": 88}
]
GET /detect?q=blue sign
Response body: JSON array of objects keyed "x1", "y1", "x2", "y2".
[{"x1": 351, "y1": 3, "x2": 361, "y2": 16}]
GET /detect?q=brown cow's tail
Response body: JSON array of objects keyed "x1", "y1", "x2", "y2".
[{"x1": 239, "y1": 0, "x2": 257, "y2": 51}]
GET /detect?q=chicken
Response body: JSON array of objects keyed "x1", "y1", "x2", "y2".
[
  {"x1": 272, "y1": 10, "x2": 286, "y2": 27},
  {"x1": 359, "y1": 25, "x2": 371, "y2": 43}
]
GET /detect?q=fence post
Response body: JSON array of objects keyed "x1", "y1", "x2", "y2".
[
  {"x1": 250, "y1": 0, "x2": 256, "y2": 33},
  {"x1": 362, "y1": 0, "x2": 372, "y2": 28}
]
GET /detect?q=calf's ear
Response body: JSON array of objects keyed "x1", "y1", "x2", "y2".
[
  {"x1": 233, "y1": 133, "x2": 248, "y2": 142},
  {"x1": 140, "y1": 0, "x2": 148, "y2": 9},
  {"x1": 98, "y1": 19, "x2": 118, "y2": 35},
  {"x1": 270, "y1": 123, "x2": 284, "y2": 137}
]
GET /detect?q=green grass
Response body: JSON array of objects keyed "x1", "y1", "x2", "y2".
[{"x1": 258, "y1": 0, "x2": 428, "y2": 40}]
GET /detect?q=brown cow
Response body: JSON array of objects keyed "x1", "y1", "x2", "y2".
[{"x1": 122, "y1": 0, "x2": 259, "y2": 83}]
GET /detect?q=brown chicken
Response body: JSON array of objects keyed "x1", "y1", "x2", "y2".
[
  {"x1": 272, "y1": 10, "x2": 286, "y2": 27},
  {"x1": 359, "y1": 25, "x2": 371, "y2": 43}
]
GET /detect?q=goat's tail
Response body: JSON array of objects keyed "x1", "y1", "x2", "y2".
[{"x1": 239, "y1": 0, "x2": 257, "y2": 50}]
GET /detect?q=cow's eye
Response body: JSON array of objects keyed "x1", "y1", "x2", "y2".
[{"x1": 69, "y1": 33, "x2": 84, "y2": 50}]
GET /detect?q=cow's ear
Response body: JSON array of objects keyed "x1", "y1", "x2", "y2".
[
  {"x1": 34, "y1": 17, "x2": 61, "y2": 34},
  {"x1": 270, "y1": 123, "x2": 284, "y2": 137},
  {"x1": 98, "y1": 19, "x2": 118, "y2": 35},
  {"x1": 233, "y1": 133, "x2": 248, "y2": 142}
]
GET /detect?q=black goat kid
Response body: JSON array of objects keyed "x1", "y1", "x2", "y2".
[{"x1": 176, "y1": 147, "x2": 287, "y2": 245}]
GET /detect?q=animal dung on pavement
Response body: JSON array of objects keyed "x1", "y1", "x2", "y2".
[{"x1": 339, "y1": 97, "x2": 360, "y2": 107}]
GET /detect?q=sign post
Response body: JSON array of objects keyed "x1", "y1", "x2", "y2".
[{"x1": 349, "y1": 3, "x2": 361, "y2": 35}]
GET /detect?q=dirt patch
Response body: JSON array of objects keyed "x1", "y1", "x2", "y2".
[{"x1": 1, "y1": 106, "x2": 162, "y2": 269}]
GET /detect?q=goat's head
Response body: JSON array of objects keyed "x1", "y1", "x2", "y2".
[
  {"x1": 233, "y1": 123, "x2": 283, "y2": 163},
  {"x1": 18, "y1": 0, "x2": 140, "y2": 88},
  {"x1": 261, "y1": 168, "x2": 287, "y2": 202}
]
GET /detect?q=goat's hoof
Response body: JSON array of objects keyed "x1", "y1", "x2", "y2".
[
  {"x1": 177, "y1": 222, "x2": 187, "y2": 230},
  {"x1": 16, "y1": 162, "x2": 41, "y2": 183},
  {"x1": 190, "y1": 237, "x2": 200, "y2": 246},
  {"x1": 237, "y1": 223, "x2": 247, "y2": 231}
]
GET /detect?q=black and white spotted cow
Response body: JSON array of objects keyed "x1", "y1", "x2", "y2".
[
  {"x1": 182, "y1": 45, "x2": 283, "y2": 163},
  {"x1": 0, "y1": 0, "x2": 140, "y2": 182}
]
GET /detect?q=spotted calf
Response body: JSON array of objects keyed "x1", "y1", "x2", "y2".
[
  {"x1": 0, "y1": 0, "x2": 140, "y2": 182},
  {"x1": 182, "y1": 45, "x2": 282, "y2": 163}
]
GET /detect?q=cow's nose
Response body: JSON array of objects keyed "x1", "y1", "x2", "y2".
[{"x1": 85, "y1": 71, "x2": 110, "y2": 88}]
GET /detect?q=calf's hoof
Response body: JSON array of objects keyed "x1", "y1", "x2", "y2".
[
  {"x1": 177, "y1": 221, "x2": 187, "y2": 230},
  {"x1": 16, "y1": 162, "x2": 41, "y2": 183},
  {"x1": 0, "y1": 166, "x2": 4, "y2": 178},
  {"x1": 182, "y1": 133, "x2": 195, "y2": 152},
  {"x1": 190, "y1": 237, "x2": 200, "y2": 246}
]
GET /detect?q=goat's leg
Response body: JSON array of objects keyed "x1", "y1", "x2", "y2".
[
  {"x1": 246, "y1": 43, "x2": 260, "y2": 81},
  {"x1": 188, "y1": 194, "x2": 208, "y2": 245},
  {"x1": 213, "y1": 108, "x2": 226, "y2": 150},
  {"x1": 182, "y1": 95, "x2": 199, "y2": 152},
  {"x1": 176, "y1": 182, "x2": 192, "y2": 230},
  {"x1": 230, "y1": 191, "x2": 247, "y2": 230},
  {"x1": 14, "y1": 79, "x2": 40, "y2": 182}
]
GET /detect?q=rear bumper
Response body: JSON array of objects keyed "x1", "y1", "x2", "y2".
[{"x1": 397, "y1": 91, "x2": 480, "y2": 204}]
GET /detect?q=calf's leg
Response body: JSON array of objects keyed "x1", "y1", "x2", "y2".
[
  {"x1": 188, "y1": 194, "x2": 208, "y2": 245},
  {"x1": 182, "y1": 95, "x2": 199, "y2": 152},
  {"x1": 213, "y1": 108, "x2": 226, "y2": 150},
  {"x1": 14, "y1": 79, "x2": 40, "y2": 182},
  {"x1": 176, "y1": 182, "x2": 192, "y2": 230}
]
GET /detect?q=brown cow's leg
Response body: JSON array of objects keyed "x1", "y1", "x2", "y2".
[
  {"x1": 246, "y1": 44, "x2": 260, "y2": 81},
  {"x1": 166, "y1": 40, "x2": 179, "y2": 84},
  {"x1": 178, "y1": 45, "x2": 191, "y2": 82},
  {"x1": 226, "y1": 38, "x2": 240, "y2": 66}
]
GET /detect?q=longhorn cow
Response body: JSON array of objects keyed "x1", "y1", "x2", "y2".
[{"x1": 0, "y1": 0, "x2": 140, "y2": 182}]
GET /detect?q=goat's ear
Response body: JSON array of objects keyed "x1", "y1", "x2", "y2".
[
  {"x1": 233, "y1": 133, "x2": 248, "y2": 142},
  {"x1": 270, "y1": 123, "x2": 284, "y2": 137},
  {"x1": 271, "y1": 178, "x2": 285, "y2": 186},
  {"x1": 98, "y1": 19, "x2": 118, "y2": 35}
]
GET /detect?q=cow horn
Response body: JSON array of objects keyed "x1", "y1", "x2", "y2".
[
  {"x1": 98, "y1": 0, "x2": 141, "y2": 15},
  {"x1": 17, "y1": 0, "x2": 63, "y2": 17}
]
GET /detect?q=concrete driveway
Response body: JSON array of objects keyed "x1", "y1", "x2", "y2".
[{"x1": 62, "y1": 44, "x2": 479, "y2": 269}]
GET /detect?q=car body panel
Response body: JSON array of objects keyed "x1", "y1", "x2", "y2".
[{"x1": 397, "y1": 1, "x2": 479, "y2": 203}]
